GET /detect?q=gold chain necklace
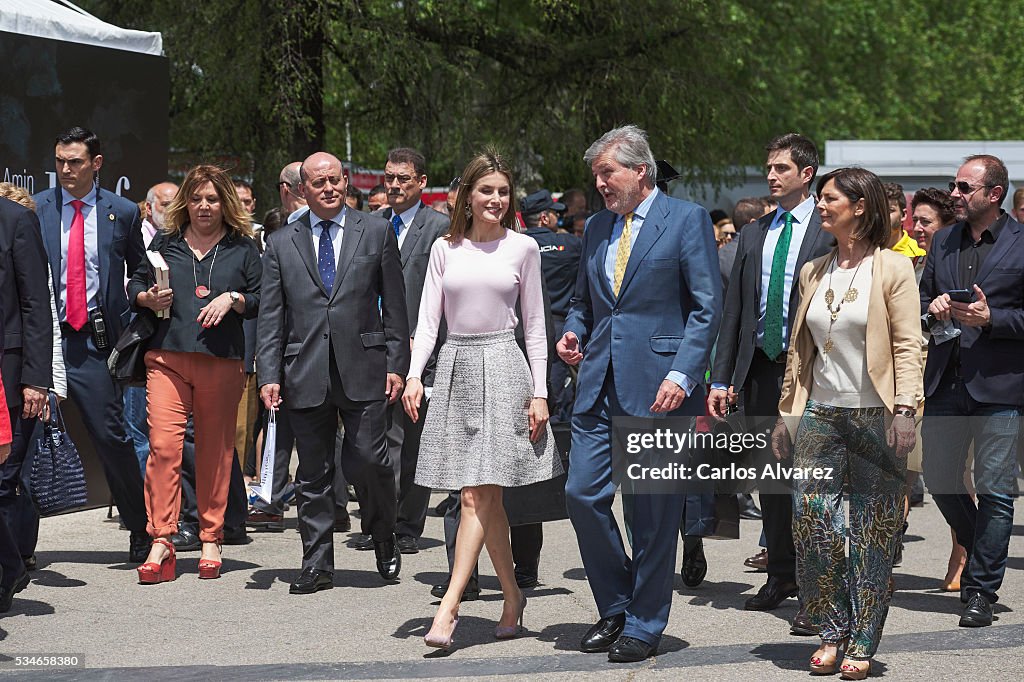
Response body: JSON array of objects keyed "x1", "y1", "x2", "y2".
[{"x1": 822, "y1": 251, "x2": 866, "y2": 353}]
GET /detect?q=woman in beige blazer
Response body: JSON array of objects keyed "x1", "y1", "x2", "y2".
[{"x1": 772, "y1": 168, "x2": 922, "y2": 679}]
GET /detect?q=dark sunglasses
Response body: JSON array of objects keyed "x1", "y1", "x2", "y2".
[{"x1": 948, "y1": 180, "x2": 994, "y2": 195}]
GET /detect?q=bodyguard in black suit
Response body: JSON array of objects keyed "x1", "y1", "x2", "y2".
[
  {"x1": 32, "y1": 127, "x2": 149, "y2": 562},
  {"x1": 709, "y1": 134, "x2": 834, "y2": 629},
  {"x1": 258, "y1": 152, "x2": 410, "y2": 593},
  {"x1": 374, "y1": 147, "x2": 450, "y2": 553},
  {"x1": 0, "y1": 196, "x2": 51, "y2": 596},
  {"x1": 920, "y1": 154, "x2": 1024, "y2": 628}
]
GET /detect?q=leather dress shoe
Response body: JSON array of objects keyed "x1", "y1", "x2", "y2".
[
  {"x1": 396, "y1": 535, "x2": 419, "y2": 554},
  {"x1": 737, "y1": 493, "x2": 762, "y2": 520},
  {"x1": 681, "y1": 537, "x2": 707, "y2": 588},
  {"x1": 289, "y1": 567, "x2": 334, "y2": 594},
  {"x1": 790, "y1": 605, "x2": 819, "y2": 636},
  {"x1": 333, "y1": 513, "x2": 351, "y2": 533},
  {"x1": 170, "y1": 527, "x2": 201, "y2": 552},
  {"x1": 515, "y1": 571, "x2": 539, "y2": 589},
  {"x1": 22, "y1": 555, "x2": 37, "y2": 571},
  {"x1": 222, "y1": 526, "x2": 251, "y2": 545},
  {"x1": 349, "y1": 534, "x2": 375, "y2": 551},
  {"x1": 374, "y1": 535, "x2": 401, "y2": 580},
  {"x1": 745, "y1": 577, "x2": 799, "y2": 610},
  {"x1": 247, "y1": 508, "x2": 285, "y2": 532},
  {"x1": 430, "y1": 579, "x2": 480, "y2": 601},
  {"x1": 0, "y1": 571, "x2": 31, "y2": 613},
  {"x1": 580, "y1": 613, "x2": 626, "y2": 653},
  {"x1": 959, "y1": 593, "x2": 993, "y2": 627},
  {"x1": 129, "y1": 530, "x2": 152, "y2": 563},
  {"x1": 744, "y1": 548, "x2": 768, "y2": 572},
  {"x1": 608, "y1": 635, "x2": 655, "y2": 662}
]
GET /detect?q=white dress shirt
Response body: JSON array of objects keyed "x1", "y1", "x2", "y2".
[
  {"x1": 309, "y1": 208, "x2": 346, "y2": 265},
  {"x1": 391, "y1": 203, "x2": 420, "y2": 249}
]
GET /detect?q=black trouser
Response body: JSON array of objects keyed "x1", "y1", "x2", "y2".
[
  {"x1": 286, "y1": 357, "x2": 395, "y2": 572},
  {"x1": 442, "y1": 490, "x2": 544, "y2": 582},
  {"x1": 179, "y1": 416, "x2": 248, "y2": 533},
  {"x1": 744, "y1": 350, "x2": 796, "y2": 584},
  {"x1": 0, "y1": 407, "x2": 40, "y2": 559},
  {"x1": 388, "y1": 401, "x2": 430, "y2": 539},
  {"x1": 1, "y1": 331, "x2": 146, "y2": 537},
  {"x1": 250, "y1": 407, "x2": 350, "y2": 517}
]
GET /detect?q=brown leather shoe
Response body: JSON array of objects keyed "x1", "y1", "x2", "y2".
[
  {"x1": 744, "y1": 548, "x2": 768, "y2": 572},
  {"x1": 246, "y1": 508, "x2": 285, "y2": 532},
  {"x1": 790, "y1": 605, "x2": 819, "y2": 636}
]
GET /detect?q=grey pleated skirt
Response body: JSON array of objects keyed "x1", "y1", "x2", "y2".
[{"x1": 414, "y1": 329, "x2": 563, "y2": 489}]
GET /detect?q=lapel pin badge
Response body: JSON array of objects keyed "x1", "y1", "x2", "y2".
[{"x1": 108, "y1": 213, "x2": 115, "y2": 221}]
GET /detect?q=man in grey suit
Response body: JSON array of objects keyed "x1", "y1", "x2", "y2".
[
  {"x1": 708, "y1": 134, "x2": 835, "y2": 634},
  {"x1": 371, "y1": 147, "x2": 449, "y2": 555},
  {"x1": 258, "y1": 152, "x2": 410, "y2": 593}
]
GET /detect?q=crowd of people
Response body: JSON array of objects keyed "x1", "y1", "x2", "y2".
[{"x1": 0, "y1": 123, "x2": 1020, "y2": 677}]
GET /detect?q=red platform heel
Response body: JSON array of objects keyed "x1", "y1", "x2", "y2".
[
  {"x1": 198, "y1": 543, "x2": 222, "y2": 580},
  {"x1": 136, "y1": 538, "x2": 176, "y2": 584}
]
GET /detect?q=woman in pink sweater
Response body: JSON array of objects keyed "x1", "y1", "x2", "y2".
[{"x1": 403, "y1": 150, "x2": 562, "y2": 650}]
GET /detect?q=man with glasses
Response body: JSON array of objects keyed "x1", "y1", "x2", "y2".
[
  {"x1": 921, "y1": 154, "x2": 1024, "y2": 628},
  {"x1": 367, "y1": 148, "x2": 449, "y2": 556}
]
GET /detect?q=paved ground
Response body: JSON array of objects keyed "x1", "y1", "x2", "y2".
[{"x1": 0, "y1": 490, "x2": 1021, "y2": 681}]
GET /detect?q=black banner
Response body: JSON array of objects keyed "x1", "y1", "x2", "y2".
[{"x1": 0, "y1": 30, "x2": 168, "y2": 203}]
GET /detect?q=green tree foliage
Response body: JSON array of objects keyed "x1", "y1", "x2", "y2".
[{"x1": 77, "y1": 0, "x2": 1024, "y2": 206}]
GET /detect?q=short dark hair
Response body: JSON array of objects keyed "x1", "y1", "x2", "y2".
[
  {"x1": 262, "y1": 207, "x2": 285, "y2": 236},
  {"x1": 911, "y1": 187, "x2": 956, "y2": 226},
  {"x1": 816, "y1": 167, "x2": 889, "y2": 247},
  {"x1": 883, "y1": 182, "x2": 906, "y2": 212},
  {"x1": 386, "y1": 148, "x2": 427, "y2": 177},
  {"x1": 55, "y1": 126, "x2": 100, "y2": 158},
  {"x1": 765, "y1": 133, "x2": 819, "y2": 182},
  {"x1": 964, "y1": 154, "x2": 1009, "y2": 203},
  {"x1": 345, "y1": 184, "x2": 364, "y2": 210},
  {"x1": 732, "y1": 197, "x2": 765, "y2": 228},
  {"x1": 233, "y1": 179, "x2": 253, "y2": 193},
  {"x1": 369, "y1": 183, "x2": 386, "y2": 196}
]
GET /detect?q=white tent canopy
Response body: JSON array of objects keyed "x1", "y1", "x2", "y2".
[{"x1": 0, "y1": 0, "x2": 162, "y2": 55}]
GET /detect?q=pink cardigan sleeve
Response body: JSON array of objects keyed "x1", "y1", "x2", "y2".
[
  {"x1": 408, "y1": 240, "x2": 445, "y2": 381},
  {"x1": 519, "y1": 240, "x2": 548, "y2": 398}
]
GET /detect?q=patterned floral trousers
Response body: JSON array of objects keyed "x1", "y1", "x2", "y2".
[{"x1": 791, "y1": 401, "x2": 905, "y2": 659}]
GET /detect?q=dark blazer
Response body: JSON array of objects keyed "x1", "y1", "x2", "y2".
[
  {"x1": 563, "y1": 191, "x2": 721, "y2": 417},
  {"x1": 375, "y1": 204, "x2": 450, "y2": 333},
  {"x1": 919, "y1": 216, "x2": 1024, "y2": 404},
  {"x1": 257, "y1": 209, "x2": 410, "y2": 408},
  {"x1": 0, "y1": 197, "x2": 52, "y2": 401},
  {"x1": 711, "y1": 207, "x2": 835, "y2": 389},
  {"x1": 33, "y1": 186, "x2": 145, "y2": 343}
]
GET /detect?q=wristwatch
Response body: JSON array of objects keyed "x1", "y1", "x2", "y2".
[
  {"x1": 894, "y1": 407, "x2": 915, "y2": 418},
  {"x1": 229, "y1": 291, "x2": 241, "y2": 304}
]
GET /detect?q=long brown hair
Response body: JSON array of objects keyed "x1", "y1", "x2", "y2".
[
  {"x1": 446, "y1": 149, "x2": 517, "y2": 242},
  {"x1": 164, "y1": 165, "x2": 253, "y2": 238}
]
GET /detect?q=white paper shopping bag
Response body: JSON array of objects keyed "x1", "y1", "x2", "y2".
[{"x1": 250, "y1": 408, "x2": 276, "y2": 504}]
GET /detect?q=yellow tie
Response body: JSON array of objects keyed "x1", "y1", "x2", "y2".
[{"x1": 612, "y1": 211, "x2": 634, "y2": 297}]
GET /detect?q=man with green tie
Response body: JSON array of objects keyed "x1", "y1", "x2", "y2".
[{"x1": 708, "y1": 134, "x2": 836, "y2": 634}]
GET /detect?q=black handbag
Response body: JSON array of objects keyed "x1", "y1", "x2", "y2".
[
  {"x1": 107, "y1": 310, "x2": 156, "y2": 386},
  {"x1": 30, "y1": 393, "x2": 88, "y2": 516}
]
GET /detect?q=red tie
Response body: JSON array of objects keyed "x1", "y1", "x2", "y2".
[{"x1": 66, "y1": 199, "x2": 88, "y2": 330}]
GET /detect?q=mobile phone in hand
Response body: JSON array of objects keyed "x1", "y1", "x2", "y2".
[{"x1": 947, "y1": 289, "x2": 973, "y2": 304}]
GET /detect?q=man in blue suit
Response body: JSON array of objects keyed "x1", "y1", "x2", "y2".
[
  {"x1": 31, "y1": 126, "x2": 149, "y2": 562},
  {"x1": 921, "y1": 154, "x2": 1024, "y2": 628},
  {"x1": 557, "y1": 125, "x2": 722, "y2": 662}
]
